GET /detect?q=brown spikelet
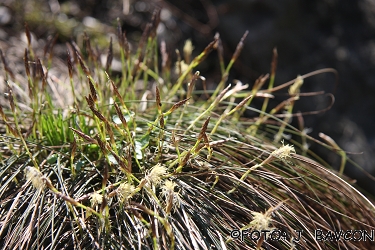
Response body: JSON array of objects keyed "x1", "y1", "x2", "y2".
[
  {"x1": 70, "y1": 40, "x2": 82, "y2": 57},
  {"x1": 95, "y1": 135, "x2": 107, "y2": 154},
  {"x1": 215, "y1": 33, "x2": 224, "y2": 70},
  {"x1": 194, "y1": 36, "x2": 219, "y2": 66},
  {"x1": 106, "y1": 37, "x2": 113, "y2": 72},
  {"x1": 76, "y1": 51, "x2": 90, "y2": 76},
  {"x1": 271, "y1": 47, "x2": 278, "y2": 77},
  {"x1": 31, "y1": 58, "x2": 36, "y2": 79},
  {"x1": 149, "y1": 9, "x2": 161, "y2": 39},
  {"x1": 85, "y1": 95, "x2": 95, "y2": 107},
  {"x1": 24, "y1": 49, "x2": 30, "y2": 78},
  {"x1": 0, "y1": 49, "x2": 15, "y2": 80},
  {"x1": 180, "y1": 151, "x2": 191, "y2": 168},
  {"x1": 67, "y1": 50, "x2": 73, "y2": 79},
  {"x1": 202, "y1": 133, "x2": 210, "y2": 148},
  {"x1": 106, "y1": 71, "x2": 127, "y2": 107},
  {"x1": 0, "y1": 105, "x2": 5, "y2": 120},
  {"x1": 165, "y1": 98, "x2": 190, "y2": 116},
  {"x1": 160, "y1": 41, "x2": 169, "y2": 73},
  {"x1": 232, "y1": 30, "x2": 249, "y2": 62},
  {"x1": 138, "y1": 23, "x2": 151, "y2": 54},
  {"x1": 120, "y1": 32, "x2": 130, "y2": 58},
  {"x1": 0, "y1": 105, "x2": 18, "y2": 136},
  {"x1": 37, "y1": 59, "x2": 47, "y2": 91},
  {"x1": 159, "y1": 115, "x2": 165, "y2": 128},
  {"x1": 198, "y1": 116, "x2": 210, "y2": 140},
  {"x1": 155, "y1": 86, "x2": 162, "y2": 113},
  {"x1": 114, "y1": 102, "x2": 128, "y2": 129},
  {"x1": 171, "y1": 130, "x2": 178, "y2": 146},
  {"x1": 24, "y1": 23, "x2": 32, "y2": 46},
  {"x1": 117, "y1": 18, "x2": 124, "y2": 49},
  {"x1": 84, "y1": 32, "x2": 97, "y2": 62},
  {"x1": 23, "y1": 49, "x2": 32, "y2": 97},
  {"x1": 66, "y1": 42, "x2": 78, "y2": 65},
  {"x1": 215, "y1": 84, "x2": 231, "y2": 104},
  {"x1": 106, "y1": 122, "x2": 115, "y2": 145},
  {"x1": 89, "y1": 105, "x2": 107, "y2": 123},
  {"x1": 110, "y1": 78, "x2": 121, "y2": 101},
  {"x1": 110, "y1": 151, "x2": 129, "y2": 173},
  {"x1": 109, "y1": 149, "x2": 121, "y2": 164},
  {"x1": 253, "y1": 74, "x2": 269, "y2": 90},
  {"x1": 5, "y1": 122, "x2": 19, "y2": 137},
  {"x1": 70, "y1": 127, "x2": 97, "y2": 143},
  {"x1": 6, "y1": 81, "x2": 15, "y2": 113},
  {"x1": 206, "y1": 36, "x2": 219, "y2": 54},
  {"x1": 195, "y1": 141, "x2": 205, "y2": 153},
  {"x1": 43, "y1": 34, "x2": 58, "y2": 58},
  {"x1": 83, "y1": 32, "x2": 92, "y2": 57},
  {"x1": 187, "y1": 71, "x2": 200, "y2": 98},
  {"x1": 202, "y1": 133, "x2": 213, "y2": 160},
  {"x1": 232, "y1": 94, "x2": 252, "y2": 113},
  {"x1": 88, "y1": 77, "x2": 98, "y2": 102},
  {"x1": 172, "y1": 98, "x2": 190, "y2": 110},
  {"x1": 0, "y1": 103, "x2": 18, "y2": 136}
]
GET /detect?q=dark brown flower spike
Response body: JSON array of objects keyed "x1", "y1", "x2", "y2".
[
  {"x1": 88, "y1": 77, "x2": 98, "y2": 102},
  {"x1": 70, "y1": 127, "x2": 97, "y2": 144},
  {"x1": 105, "y1": 37, "x2": 113, "y2": 72}
]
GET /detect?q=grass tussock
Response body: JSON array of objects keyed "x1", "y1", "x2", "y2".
[{"x1": 1, "y1": 10, "x2": 375, "y2": 250}]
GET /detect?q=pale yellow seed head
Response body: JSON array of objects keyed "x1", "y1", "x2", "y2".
[
  {"x1": 146, "y1": 164, "x2": 167, "y2": 186},
  {"x1": 90, "y1": 192, "x2": 103, "y2": 206},
  {"x1": 161, "y1": 180, "x2": 177, "y2": 196},
  {"x1": 249, "y1": 210, "x2": 274, "y2": 231},
  {"x1": 288, "y1": 75, "x2": 303, "y2": 96},
  {"x1": 183, "y1": 39, "x2": 194, "y2": 58},
  {"x1": 117, "y1": 182, "x2": 135, "y2": 203},
  {"x1": 161, "y1": 180, "x2": 180, "y2": 212},
  {"x1": 271, "y1": 141, "x2": 295, "y2": 161},
  {"x1": 175, "y1": 60, "x2": 189, "y2": 75},
  {"x1": 24, "y1": 166, "x2": 45, "y2": 190},
  {"x1": 249, "y1": 201, "x2": 285, "y2": 231}
]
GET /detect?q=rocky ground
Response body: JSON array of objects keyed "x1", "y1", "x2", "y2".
[{"x1": 1, "y1": 0, "x2": 374, "y2": 195}]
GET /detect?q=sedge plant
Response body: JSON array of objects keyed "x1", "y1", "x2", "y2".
[{"x1": 1, "y1": 10, "x2": 375, "y2": 250}]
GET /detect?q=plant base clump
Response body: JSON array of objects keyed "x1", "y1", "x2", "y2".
[{"x1": 1, "y1": 11, "x2": 375, "y2": 250}]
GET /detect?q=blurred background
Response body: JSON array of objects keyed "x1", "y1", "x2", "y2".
[{"x1": 1, "y1": 0, "x2": 375, "y2": 195}]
